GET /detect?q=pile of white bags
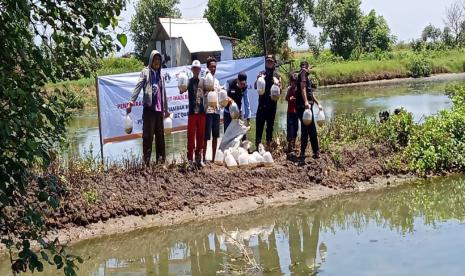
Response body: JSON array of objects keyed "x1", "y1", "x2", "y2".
[{"x1": 216, "y1": 143, "x2": 274, "y2": 169}]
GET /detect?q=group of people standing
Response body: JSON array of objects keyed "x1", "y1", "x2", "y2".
[{"x1": 128, "y1": 50, "x2": 321, "y2": 166}]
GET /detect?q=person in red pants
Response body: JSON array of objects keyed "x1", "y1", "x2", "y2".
[{"x1": 180, "y1": 60, "x2": 206, "y2": 166}]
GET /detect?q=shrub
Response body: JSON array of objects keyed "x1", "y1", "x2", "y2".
[
  {"x1": 407, "y1": 55, "x2": 433, "y2": 78},
  {"x1": 405, "y1": 85, "x2": 465, "y2": 174},
  {"x1": 321, "y1": 111, "x2": 378, "y2": 144},
  {"x1": 377, "y1": 109, "x2": 415, "y2": 150}
]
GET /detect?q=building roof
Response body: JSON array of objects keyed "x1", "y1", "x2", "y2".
[
  {"x1": 218, "y1": 36, "x2": 240, "y2": 42},
  {"x1": 158, "y1": 18, "x2": 224, "y2": 53}
]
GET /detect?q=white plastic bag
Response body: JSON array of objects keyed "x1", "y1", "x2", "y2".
[
  {"x1": 263, "y1": 151, "x2": 274, "y2": 167},
  {"x1": 252, "y1": 152, "x2": 264, "y2": 166},
  {"x1": 178, "y1": 72, "x2": 188, "y2": 92},
  {"x1": 231, "y1": 147, "x2": 241, "y2": 162},
  {"x1": 258, "y1": 144, "x2": 266, "y2": 156},
  {"x1": 248, "y1": 154, "x2": 258, "y2": 168},
  {"x1": 207, "y1": 91, "x2": 218, "y2": 108},
  {"x1": 257, "y1": 76, "x2": 266, "y2": 96},
  {"x1": 238, "y1": 152, "x2": 249, "y2": 167},
  {"x1": 204, "y1": 73, "x2": 215, "y2": 91},
  {"x1": 270, "y1": 84, "x2": 280, "y2": 101},
  {"x1": 303, "y1": 109, "x2": 313, "y2": 126},
  {"x1": 241, "y1": 140, "x2": 252, "y2": 152},
  {"x1": 238, "y1": 147, "x2": 248, "y2": 157},
  {"x1": 219, "y1": 88, "x2": 229, "y2": 107},
  {"x1": 229, "y1": 102, "x2": 240, "y2": 119},
  {"x1": 164, "y1": 116, "x2": 173, "y2": 134},
  {"x1": 124, "y1": 114, "x2": 133, "y2": 134},
  {"x1": 215, "y1": 149, "x2": 224, "y2": 165},
  {"x1": 317, "y1": 109, "x2": 326, "y2": 127},
  {"x1": 219, "y1": 120, "x2": 250, "y2": 151},
  {"x1": 225, "y1": 154, "x2": 238, "y2": 169}
]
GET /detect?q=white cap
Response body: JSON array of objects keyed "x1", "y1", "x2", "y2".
[{"x1": 191, "y1": 60, "x2": 201, "y2": 68}]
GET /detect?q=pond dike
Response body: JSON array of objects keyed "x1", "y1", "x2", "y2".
[{"x1": 5, "y1": 141, "x2": 420, "y2": 246}]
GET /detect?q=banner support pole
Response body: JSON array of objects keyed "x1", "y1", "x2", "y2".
[{"x1": 95, "y1": 76, "x2": 105, "y2": 165}]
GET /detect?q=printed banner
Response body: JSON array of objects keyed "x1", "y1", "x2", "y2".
[{"x1": 98, "y1": 56, "x2": 265, "y2": 144}]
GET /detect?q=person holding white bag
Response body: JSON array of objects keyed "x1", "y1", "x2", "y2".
[
  {"x1": 203, "y1": 56, "x2": 221, "y2": 163},
  {"x1": 254, "y1": 55, "x2": 281, "y2": 151},
  {"x1": 296, "y1": 61, "x2": 323, "y2": 160},
  {"x1": 127, "y1": 50, "x2": 170, "y2": 165},
  {"x1": 224, "y1": 71, "x2": 251, "y2": 132}
]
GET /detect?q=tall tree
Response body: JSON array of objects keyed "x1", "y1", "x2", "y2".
[
  {"x1": 442, "y1": 27, "x2": 456, "y2": 47},
  {"x1": 307, "y1": 33, "x2": 324, "y2": 57},
  {"x1": 205, "y1": 0, "x2": 309, "y2": 56},
  {"x1": 1, "y1": 0, "x2": 127, "y2": 275},
  {"x1": 444, "y1": 0, "x2": 465, "y2": 45},
  {"x1": 422, "y1": 24, "x2": 442, "y2": 43},
  {"x1": 129, "y1": 0, "x2": 181, "y2": 59},
  {"x1": 312, "y1": 0, "x2": 364, "y2": 59},
  {"x1": 361, "y1": 10, "x2": 396, "y2": 52},
  {"x1": 204, "y1": 0, "x2": 253, "y2": 40}
]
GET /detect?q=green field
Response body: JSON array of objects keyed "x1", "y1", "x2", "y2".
[{"x1": 290, "y1": 49, "x2": 465, "y2": 86}]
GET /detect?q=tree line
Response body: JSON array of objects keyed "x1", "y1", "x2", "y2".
[{"x1": 130, "y1": 0, "x2": 396, "y2": 61}]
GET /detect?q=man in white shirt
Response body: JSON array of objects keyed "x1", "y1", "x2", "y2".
[{"x1": 203, "y1": 56, "x2": 221, "y2": 163}]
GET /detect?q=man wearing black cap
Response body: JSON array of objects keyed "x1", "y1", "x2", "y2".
[
  {"x1": 254, "y1": 54, "x2": 281, "y2": 150},
  {"x1": 296, "y1": 60, "x2": 323, "y2": 160}
]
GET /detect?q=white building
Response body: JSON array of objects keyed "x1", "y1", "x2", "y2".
[{"x1": 145, "y1": 18, "x2": 236, "y2": 67}]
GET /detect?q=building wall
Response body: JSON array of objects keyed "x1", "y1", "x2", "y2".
[
  {"x1": 220, "y1": 39, "x2": 233, "y2": 61},
  {"x1": 150, "y1": 38, "x2": 226, "y2": 67}
]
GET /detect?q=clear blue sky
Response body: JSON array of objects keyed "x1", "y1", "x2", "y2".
[{"x1": 118, "y1": 0, "x2": 457, "y2": 53}]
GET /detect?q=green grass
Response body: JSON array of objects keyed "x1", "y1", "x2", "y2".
[
  {"x1": 314, "y1": 59, "x2": 408, "y2": 85},
  {"x1": 46, "y1": 57, "x2": 144, "y2": 109},
  {"x1": 288, "y1": 49, "x2": 465, "y2": 86}
]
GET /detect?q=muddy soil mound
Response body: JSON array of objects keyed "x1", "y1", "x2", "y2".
[{"x1": 44, "y1": 144, "x2": 392, "y2": 229}]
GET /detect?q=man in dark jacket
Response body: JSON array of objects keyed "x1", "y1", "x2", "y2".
[
  {"x1": 254, "y1": 55, "x2": 281, "y2": 150},
  {"x1": 224, "y1": 71, "x2": 251, "y2": 132},
  {"x1": 127, "y1": 50, "x2": 170, "y2": 164},
  {"x1": 296, "y1": 61, "x2": 323, "y2": 160}
]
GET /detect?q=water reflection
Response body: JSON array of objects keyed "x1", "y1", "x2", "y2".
[{"x1": 4, "y1": 176, "x2": 464, "y2": 275}]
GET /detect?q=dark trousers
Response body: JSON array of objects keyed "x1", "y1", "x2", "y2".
[
  {"x1": 287, "y1": 113, "x2": 299, "y2": 141},
  {"x1": 223, "y1": 111, "x2": 232, "y2": 132},
  {"x1": 255, "y1": 105, "x2": 277, "y2": 148},
  {"x1": 142, "y1": 108, "x2": 165, "y2": 164},
  {"x1": 298, "y1": 108, "x2": 319, "y2": 156}
]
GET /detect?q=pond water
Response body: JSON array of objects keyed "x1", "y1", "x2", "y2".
[
  {"x1": 2, "y1": 175, "x2": 465, "y2": 275},
  {"x1": 65, "y1": 74, "x2": 465, "y2": 162}
]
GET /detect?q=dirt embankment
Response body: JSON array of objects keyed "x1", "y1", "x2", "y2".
[{"x1": 45, "y1": 144, "x2": 395, "y2": 230}]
